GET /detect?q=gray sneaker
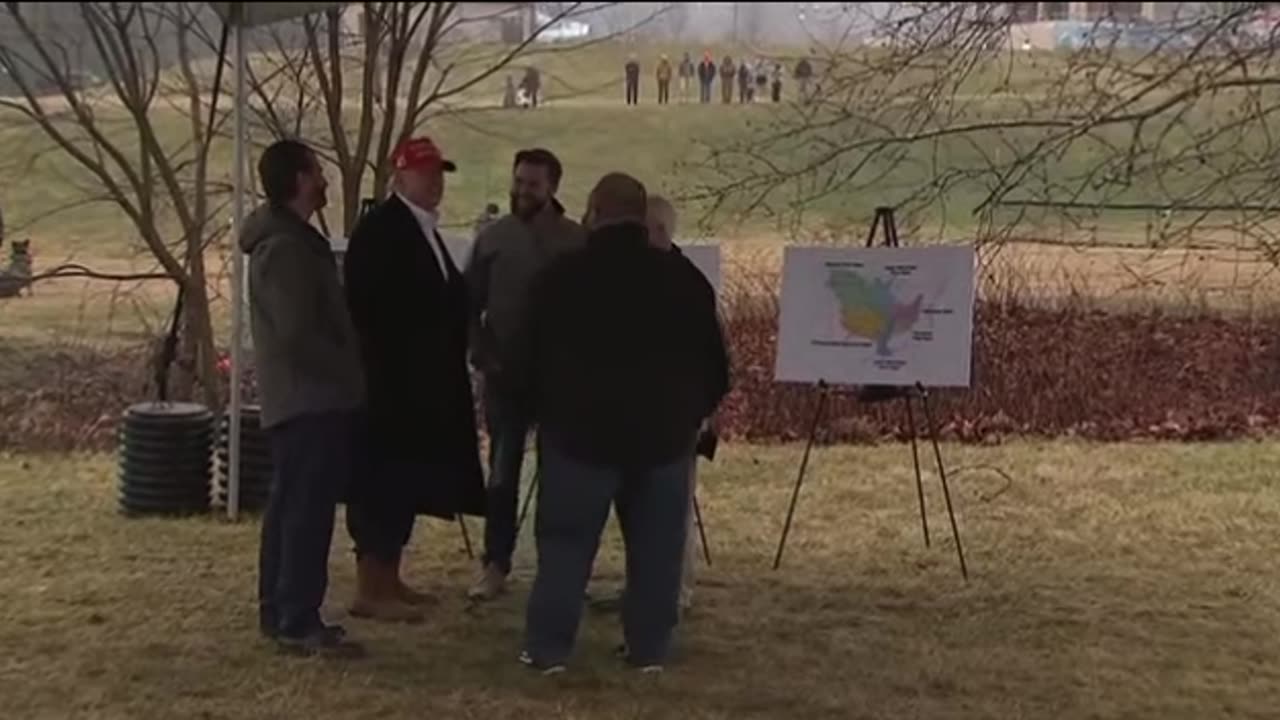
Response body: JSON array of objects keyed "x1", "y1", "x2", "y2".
[
  {"x1": 467, "y1": 564, "x2": 507, "y2": 601},
  {"x1": 614, "y1": 643, "x2": 664, "y2": 673},
  {"x1": 519, "y1": 650, "x2": 566, "y2": 675}
]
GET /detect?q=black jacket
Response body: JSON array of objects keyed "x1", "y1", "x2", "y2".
[
  {"x1": 514, "y1": 222, "x2": 730, "y2": 468},
  {"x1": 343, "y1": 195, "x2": 485, "y2": 518}
]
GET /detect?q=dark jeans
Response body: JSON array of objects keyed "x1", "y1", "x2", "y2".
[
  {"x1": 482, "y1": 384, "x2": 530, "y2": 574},
  {"x1": 657, "y1": 79, "x2": 670, "y2": 104},
  {"x1": 700, "y1": 81, "x2": 711, "y2": 103},
  {"x1": 625, "y1": 79, "x2": 638, "y2": 105},
  {"x1": 346, "y1": 457, "x2": 418, "y2": 564},
  {"x1": 259, "y1": 410, "x2": 357, "y2": 638},
  {"x1": 524, "y1": 441, "x2": 691, "y2": 666}
]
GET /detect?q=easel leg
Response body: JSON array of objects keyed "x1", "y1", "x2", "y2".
[
  {"x1": 457, "y1": 514, "x2": 475, "y2": 559},
  {"x1": 903, "y1": 396, "x2": 931, "y2": 548},
  {"x1": 773, "y1": 383, "x2": 829, "y2": 570},
  {"x1": 692, "y1": 491, "x2": 712, "y2": 566},
  {"x1": 917, "y1": 386, "x2": 968, "y2": 581}
]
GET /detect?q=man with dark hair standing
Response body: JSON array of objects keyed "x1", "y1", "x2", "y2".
[
  {"x1": 465, "y1": 148, "x2": 585, "y2": 601},
  {"x1": 515, "y1": 173, "x2": 729, "y2": 673},
  {"x1": 241, "y1": 139, "x2": 365, "y2": 657},
  {"x1": 343, "y1": 137, "x2": 486, "y2": 622}
]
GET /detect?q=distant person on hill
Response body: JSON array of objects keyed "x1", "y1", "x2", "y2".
[
  {"x1": 520, "y1": 66, "x2": 541, "y2": 108},
  {"x1": 656, "y1": 54, "x2": 672, "y2": 105},
  {"x1": 719, "y1": 56, "x2": 735, "y2": 104},
  {"x1": 697, "y1": 51, "x2": 716, "y2": 104},
  {"x1": 737, "y1": 62, "x2": 751, "y2": 103},
  {"x1": 771, "y1": 63, "x2": 783, "y2": 102},
  {"x1": 502, "y1": 75, "x2": 517, "y2": 109},
  {"x1": 678, "y1": 51, "x2": 695, "y2": 103},
  {"x1": 795, "y1": 57, "x2": 814, "y2": 102},
  {"x1": 473, "y1": 202, "x2": 501, "y2": 238},
  {"x1": 624, "y1": 54, "x2": 641, "y2": 106}
]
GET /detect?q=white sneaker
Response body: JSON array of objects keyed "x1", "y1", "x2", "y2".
[{"x1": 519, "y1": 650, "x2": 566, "y2": 675}]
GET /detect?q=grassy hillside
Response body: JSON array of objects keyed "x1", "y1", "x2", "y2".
[{"x1": 5, "y1": 41, "x2": 1272, "y2": 260}]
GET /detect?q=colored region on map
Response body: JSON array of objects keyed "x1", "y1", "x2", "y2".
[{"x1": 825, "y1": 269, "x2": 924, "y2": 356}]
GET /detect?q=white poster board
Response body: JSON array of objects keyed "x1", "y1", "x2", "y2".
[
  {"x1": 774, "y1": 246, "x2": 975, "y2": 387},
  {"x1": 680, "y1": 244, "x2": 721, "y2": 295}
]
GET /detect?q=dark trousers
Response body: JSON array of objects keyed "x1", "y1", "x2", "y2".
[
  {"x1": 481, "y1": 384, "x2": 530, "y2": 574},
  {"x1": 625, "y1": 78, "x2": 638, "y2": 105},
  {"x1": 524, "y1": 441, "x2": 691, "y2": 666},
  {"x1": 699, "y1": 81, "x2": 711, "y2": 103},
  {"x1": 345, "y1": 456, "x2": 419, "y2": 564},
  {"x1": 657, "y1": 79, "x2": 670, "y2": 104},
  {"x1": 258, "y1": 410, "x2": 356, "y2": 638}
]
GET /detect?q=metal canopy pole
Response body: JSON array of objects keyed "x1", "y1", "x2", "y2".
[{"x1": 228, "y1": 14, "x2": 246, "y2": 521}]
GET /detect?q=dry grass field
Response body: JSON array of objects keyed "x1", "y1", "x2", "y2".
[{"x1": 1, "y1": 441, "x2": 1278, "y2": 719}]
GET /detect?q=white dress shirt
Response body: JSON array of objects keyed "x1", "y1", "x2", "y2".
[{"x1": 397, "y1": 192, "x2": 463, "y2": 277}]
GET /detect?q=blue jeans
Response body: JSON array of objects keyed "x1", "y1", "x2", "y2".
[
  {"x1": 482, "y1": 384, "x2": 530, "y2": 574},
  {"x1": 258, "y1": 410, "x2": 356, "y2": 638},
  {"x1": 523, "y1": 440, "x2": 691, "y2": 666}
]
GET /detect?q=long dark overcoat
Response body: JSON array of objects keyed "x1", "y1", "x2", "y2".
[{"x1": 342, "y1": 195, "x2": 485, "y2": 519}]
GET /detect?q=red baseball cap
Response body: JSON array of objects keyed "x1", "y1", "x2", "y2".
[{"x1": 392, "y1": 137, "x2": 456, "y2": 173}]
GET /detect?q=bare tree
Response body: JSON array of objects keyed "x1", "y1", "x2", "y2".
[
  {"x1": 234, "y1": 1, "x2": 664, "y2": 235},
  {"x1": 689, "y1": 2, "x2": 1280, "y2": 258},
  {"x1": 0, "y1": 1, "x2": 228, "y2": 405}
]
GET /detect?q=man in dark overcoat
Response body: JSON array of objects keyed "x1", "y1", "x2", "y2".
[{"x1": 342, "y1": 136, "x2": 485, "y2": 623}]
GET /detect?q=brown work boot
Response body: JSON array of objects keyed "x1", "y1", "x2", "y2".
[
  {"x1": 349, "y1": 556, "x2": 425, "y2": 624},
  {"x1": 466, "y1": 563, "x2": 507, "y2": 601}
]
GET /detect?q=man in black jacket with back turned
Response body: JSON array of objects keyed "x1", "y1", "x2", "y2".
[
  {"x1": 342, "y1": 137, "x2": 485, "y2": 623},
  {"x1": 514, "y1": 173, "x2": 729, "y2": 673}
]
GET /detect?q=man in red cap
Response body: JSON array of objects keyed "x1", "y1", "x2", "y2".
[{"x1": 341, "y1": 137, "x2": 485, "y2": 623}]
